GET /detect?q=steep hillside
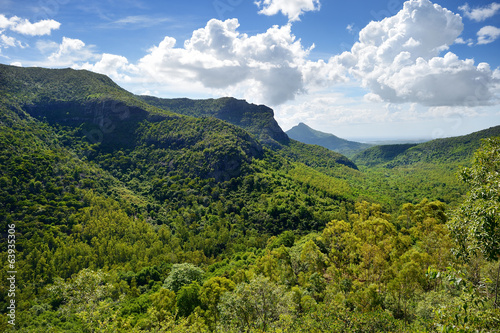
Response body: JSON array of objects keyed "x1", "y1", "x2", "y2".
[
  {"x1": 1, "y1": 64, "x2": 499, "y2": 332},
  {"x1": 138, "y1": 95, "x2": 289, "y2": 147},
  {"x1": 139, "y1": 95, "x2": 358, "y2": 171},
  {"x1": 351, "y1": 144, "x2": 418, "y2": 167},
  {"x1": 278, "y1": 139, "x2": 358, "y2": 170},
  {"x1": 0, "y1": 64, "x2": 360, "y2": 237},
  {"x1": 286, "y1": 122, "x2": 372, "y2": 157},
  {"x1": 0, "y1": 65, "x2": 266, "y2": 180},
  {"x1": 353, "y1": 125, "x2": 500, "y2": 168}
]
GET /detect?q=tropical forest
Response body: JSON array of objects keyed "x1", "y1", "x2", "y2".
[{"x1": 1, "y1": 63, "x2": 500, "y2": 332}]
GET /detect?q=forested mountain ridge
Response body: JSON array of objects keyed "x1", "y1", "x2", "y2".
[
  {"x1": 1, "y1": 64, "x2": 499, "y2": 332},
  {"x1": 353, "y1": 125, "x2": 500, "y2": 167},
  {"x1": 286, "y1": 122, "x2": 372, "y2": 157},
  {"x1": 138, "y1": 95, "x2": 289, "y2": 147},
  {"x1": 0, "y1": 64, "x2": 269, "y2": 180},
  {"x1": 138, "y1": 95, "x2": 358, "y2": 170}
]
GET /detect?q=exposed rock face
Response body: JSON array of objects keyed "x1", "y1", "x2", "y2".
[
  {"x1": 216, "y1": 98, "x2": 290, "y2": 147},
  {"x1": 138, "y1": 96, "x2": 290, "y2": 148},
  {"x1": 23, "y1": 99, "x2": 151, "y2": 150}
]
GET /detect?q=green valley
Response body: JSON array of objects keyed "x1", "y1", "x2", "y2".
[{"x1": 0, "y1": 64, "x2": 499, "y2": 332}]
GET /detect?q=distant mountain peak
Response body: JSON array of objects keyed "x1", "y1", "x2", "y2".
[{"x1": 286, "y1": 123, "x2": 372, "y2": 157}]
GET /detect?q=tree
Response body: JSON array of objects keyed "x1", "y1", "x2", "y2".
[
  {"x1": 199, "y1": 276, "x2": 236, "y2": 328},
  {"x1": 163, "y1": 263, "x2": 204, "y2": 293},
  {"x1": 150, "y1": 288, "x2": 177, "y2": 321},
  {"x1": 218, "y1": 275, "x2": 293, "y2": 332},
  {"x1": 177, "y1": 281, "x2": 202, "y2": 317},
  {"x1": 449, "y1": 137, "x2": 500, "y2": 306}
]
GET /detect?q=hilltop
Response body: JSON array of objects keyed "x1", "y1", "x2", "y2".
[
  {"x1": 138, "y1": 96, "x2": 289, "y2": 148},
  {"x1": 286, "y1": 122, "x2": 372, "y2": 157},
  {"x1": 352, "y1": 125, "x2": 500, "y2": 167},
  {"x1": 138, "y1": 95, "x2": 357, "y2": 170}
]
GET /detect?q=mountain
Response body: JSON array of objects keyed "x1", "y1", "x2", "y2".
[
  {"x1": 138, "y1": 96, "x2": 358, "y2": 170},
  {"x1": 286, "y1": 122, "x2": 372, "y2": 157},
  {"x1": 138, "y1": 95, "x2": 289, "y2": 148},
  {"x1": 352, "y1": 125, "x2": 500, "y2": 168},
  {"x1": 0, "y1": 64, "x2": 359, "y2": 235},
  {"x1": 0, "y1": 64, "x2": 268, "y2": 181},
  {"x1": 2, "y1": 64, "x2": 500, "y2": 332}
]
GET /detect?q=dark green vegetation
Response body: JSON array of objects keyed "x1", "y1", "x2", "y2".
[
  {"x1": 0, "y1": 64, "x2": 499, "y2": 332},
  {"x1": 138, "y1": 95, "x2": 289, "y2": 148},
  {"x1": 353, "y1": 126, "x2": 500, "y2": 168},
  {"x1": 286, "y1": 122, "x2": 372, "y2": 157}
]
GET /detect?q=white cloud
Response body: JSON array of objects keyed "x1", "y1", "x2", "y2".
[
  {"x1": 1, "y1": 33, "x2": 17, "y2": 47},
  {"x1": 78, "y1": 53, "x2": 137, "y2": 81},
  {"x1": 0, "y1": 14, "x2": 60, "y2": 36},
  {"x1": 477, "y1": 25, "x2": 500, "y2": 45},
  {"x1": 106, "y1": 15, "x2": 172, "y2": 28},
  {"x1": 36, "y1": 40, "x2": 59, "y2": 54},
  {"x1": 47, "y1": 37, "x2": 98, "y2": 67},
  {"x1": 0, "y1": 30, "x2": 26, "y2": 51},
  {"x1": 137, "y1": 18, "x2": 314, "y2": 105},
  {"x1": 459, "y1": 2, "x2": 500, "y2": 22},
  {"x1": 255, "y1": 0, "x2": 320, "y2": 22},
  {"x1": 455, "y1": 37, "x2": 474, "y2": 46},
  {"x1": 329, "y1": 0, "x2": 500, "y2": 107},
  {"x1": 0, "y1": 14, "x2": 60, "y2": 56},
  {"x1": 11, "y1": 18, "x2": 60, "y2": 36},
  {"x1": 0, "y1": 15, "x2": 12, "y2": 29},
  {"x1": 274, "y1": 91, "x2": 400, "y2": 134}
]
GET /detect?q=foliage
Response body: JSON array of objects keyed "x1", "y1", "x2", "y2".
[
  {"x1": 1, "y1": 64, "x2": 500, "y2": 332},
  {"x1": 163, "y1": 264, "x2": 204, "y2": 293},
  {"x1": 449, "y1": 137, "x2": 500, "y2": 262},
  {"x1": 218, "y1": 275, "x2": 293, "y2": 332},
  {"x1": 138, "y1": 95, "x2": 290, "y2": 147},
  {"x1": 353, "y1": 126, "x2": 500, "y2": 168}
]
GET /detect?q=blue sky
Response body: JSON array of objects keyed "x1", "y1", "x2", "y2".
[{"x1": 1, "y1": 0, "x2": 500, "y2": 141}]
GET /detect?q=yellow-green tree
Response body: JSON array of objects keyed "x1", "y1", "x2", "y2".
[{"x1": 449, "y1": 137, "x2": 500, "y2": 306}]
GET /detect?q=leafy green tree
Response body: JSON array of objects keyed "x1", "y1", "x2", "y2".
[
  {"x1": 46, "y1": 269, "x2": 115, "y2": 331},
  {"x1": 199, "y1": 276, "x2": 235, "y2": 312},
  {"x1": 176, "y1": 281, "x2": 202, "y2": 317},
  {"x1": 163, "y1": 263, "x2": 204, "y2": 293},
  {"x1": 218, "y1": 275, "x2": 293, "y2": 332},
  {"x1": 199, "y1": 276, "x2": 236, "y2": 328},
  {"x1": 300, "y1": 239, "x2": 328, "y2": 274},
  {"x1": 150, "y1": 288, "x2": 177, "y2": 321},
  {"x1": 449, "y1": 137, "x2": 500, "y2": 306}
]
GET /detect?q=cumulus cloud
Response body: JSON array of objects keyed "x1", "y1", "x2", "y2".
[
  {"x1": 137, "y1": 18, "x2": 314, "y2": 105},
  {"x1": 328, "y1": 0, "x2": 500, "y2": 106},
  {"x1": 0, "y1": 14, "x2": 60, "y2": 36},
  {"x1": 0, "y1": 14, "x2": 60, "y2": 55},
  {"x1": 11, "y1": 18, "x2": 61, "y2": 36},
  {"x1": 255, "y1": 0, "x2": 321, "y2": 22},
  {"x1": 455, "y1": 37, "x2": 474, "y2": 46},
  {"x1": 477, "y1": 25, "x2": 500, "y2": 44},
  {"x1": 459, "y1": 2, "x2": 500, "y2": 22},
  {"x1": 78, "y1": 53, "x2": 137, "y2": 81},
  {"x1": 47, "y1": 37, "x2": 98, "y2": 67}
]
